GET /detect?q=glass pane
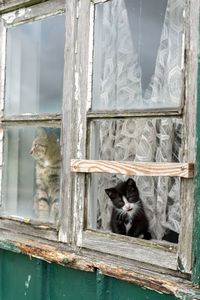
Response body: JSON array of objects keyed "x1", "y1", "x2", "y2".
[
  {"x1": 88, "y1": 118, "x2": 182, "y2": 243},
  {"x1": 92, "y1": 0, "x2": 184, "y2": 111},
  {"x1": 5, "y1": 14, "x2": 65, "y2": 115},
  {"x1": 2, "y1": 127, "x2": 61, "y2": 222}
]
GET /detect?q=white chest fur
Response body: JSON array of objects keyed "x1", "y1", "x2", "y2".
[
  {"x1": 125, "y1": 220, "x2": 132, "y2": 234},
  {"x1": 122, "y1": 196, "x2": 140, "y2": 235}
]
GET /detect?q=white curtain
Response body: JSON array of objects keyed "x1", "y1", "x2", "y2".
[
  {"x1": 90, "y1": 0, "x2": 184, "y2": 238},
  {"x1": 90, "y1": 118, "x2": 182, "y2": 239},
  {"x1": 92, "y1": 0, "x2": 184, "y2": 110},
  {"x1": 89, "y1": 0, "x2": 184, "y2": 238}
]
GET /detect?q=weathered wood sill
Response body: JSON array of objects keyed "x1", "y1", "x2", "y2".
[{"x1": 0, "y1": 233, "x2": 199, "y2": 299}]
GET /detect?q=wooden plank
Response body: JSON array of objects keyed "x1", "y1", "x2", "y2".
[
  {"x1": 71, "y1": 159, "x2": 194, "y2": 178},
  {"x1": 2, "y1": 114, "x2": 61, "y2": 122},
  {"x1": 82, "y1": 231, "x2": 178, "y2": 271},
  {"x1": 87, "y1": 110, "x2": 182, "y2": 119},
  {"x1": 0, "y1": 217, "x2": 58, "y2": 241}
]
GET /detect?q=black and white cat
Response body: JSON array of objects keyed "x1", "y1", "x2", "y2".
[
  {"x1": 105, "y1": 178, "x2": 151, "y2": 239},
  {"x1": 105, "y1": 178, "x2": 179, "y2": 243}
]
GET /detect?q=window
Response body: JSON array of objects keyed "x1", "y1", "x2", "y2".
[
  {"x1": 71, "y1": 0, "x2": 197, "y2": 275},
  {"x1": 2, "y1": 127, "x2": 61, "y2": 221},
  {"x1": 1, "y1": 12, "x2": 65, "y2": 223},
  {"x1": 5, "y1": 14, "x2": 65, "y2": 115},
  {"x1": 0, "y1": 0, "x2": 199, "y2": 294},
  {"x1": 0, "y1": 0, "x2": 67, "y2": 243},
  {"x1": 92, "y1": 0, "x2": 184, "y2": 111}
]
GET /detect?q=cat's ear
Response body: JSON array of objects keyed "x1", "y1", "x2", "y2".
[
  {"x1": 105, "y1": 188, "x2": 117, "y2": 199},
  {"x1": 127, "y1": 178, "x2": 136, "y2": 187},
  {"x1": 38, "y1": 127, "x2": 48, "y2": 138}
]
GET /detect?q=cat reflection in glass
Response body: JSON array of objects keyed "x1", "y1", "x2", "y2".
[
  {"x1": 105, "y1": 178, "x2": 179, "y2": 243},
  {"x1": 30, "y1": 128, "x2": 61, "y2": 221}
]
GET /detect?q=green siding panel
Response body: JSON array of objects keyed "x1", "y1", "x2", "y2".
[
  {"x1": 48, "y1": 262, "x2": 96, "y2": 300},
  {"x1": 0, "y1": 249, "x2": 42, "y2": 300},
  {"x1": 0, "y1": 250, "x2": 179, "y2": 300},
  {"x1": 96, "y1": 271, "x2": 178, "y2": 300}
]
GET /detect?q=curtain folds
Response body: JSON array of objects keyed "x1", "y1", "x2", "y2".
[
  {"x1": 90, "y1": 0, "x2": 184, "y2": 239},
  {"x1": 91, "y1": 118, "x2": 182, "y2": 239},
  {"x1": 93, "y1": 0, "x2": 184, "y2": 110}
]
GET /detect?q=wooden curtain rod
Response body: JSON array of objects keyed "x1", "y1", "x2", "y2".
[{"x1": 71, "y1": 159, "x2": 194, "y2": 178}]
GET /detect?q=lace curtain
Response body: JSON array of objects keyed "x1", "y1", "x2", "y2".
[
  {"x1": 89, "y1": 118, "x2": 182, "y2": 239},
  {"x1": 92, "y1": 0, "x2": 184, "y2": 111},
  {"x1": 89, "y1": 0, "x2": 184, "y2": 239}
]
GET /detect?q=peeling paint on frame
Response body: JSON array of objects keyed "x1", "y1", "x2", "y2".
[
  {"x1": 87, "y1": 2, "x2": 94, "y2": 112},
  {"x1": 3, "y1": 9, "x2": 65, "y2": 28},
  {"x1": 2, "y1": 8, "x2": 28, "y2": 24},
  {"x1": 1, "y1": 0, "x2": 65, "y2": 28}
]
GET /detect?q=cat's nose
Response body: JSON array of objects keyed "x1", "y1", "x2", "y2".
[{"x1": 125, "y1": 204, "x2": 132, "y2": 211}]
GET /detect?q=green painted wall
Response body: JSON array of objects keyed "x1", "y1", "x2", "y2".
[{"x1": 0, "y1": 249, "x2": 178, "y2": 300}]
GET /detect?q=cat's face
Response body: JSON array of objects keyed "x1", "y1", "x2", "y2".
[
  {"x1": 30, "y1": 128, "x2": 48, "y2": 160},
  {"x1": 105, "y1": 178, "x2": 139, "y2": 212}
]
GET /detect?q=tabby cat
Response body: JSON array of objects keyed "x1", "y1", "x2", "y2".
[
  {"x1": 30, "y1": 128, "x2": 61, "y2": 221},
  {"x1": 105, "y1": 178, "x2": 151, "y2": 239}
]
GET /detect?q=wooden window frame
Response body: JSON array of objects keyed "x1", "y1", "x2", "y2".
[
  {"x1": 0, "y1": 0, "x2": 200, "y2": 297},
  {"x1": 70, "y1": 0, "x2": 199, "y2": 278},
  {"x1": 0, "y1": 0, "x2": 70, "y2": 242}
]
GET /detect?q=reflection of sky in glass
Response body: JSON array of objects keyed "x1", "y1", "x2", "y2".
[{"x1": 5, "y1": 14, "x2": 65, "y2": 115}]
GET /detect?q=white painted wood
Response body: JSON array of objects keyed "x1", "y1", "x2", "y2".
[
  {"x1": 1, "y1": 0, "x2": 65, "y2": 27},
  {"x1": 70, "y1": 0, "x2": 91, "y2": 247},
  {"x1": 177, "y1": 0, "x2": 199, "y2": 273},
  {"x1": 92, "y1": 0, "x2": 111, "y2": 4},
  {"x1": 58, "y1": 0, "x2": 77, "y2": 243}
]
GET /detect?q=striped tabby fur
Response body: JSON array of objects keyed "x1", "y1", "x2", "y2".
[{"x1": 30, "y1": 128, "x2": 61, "y2": 221}]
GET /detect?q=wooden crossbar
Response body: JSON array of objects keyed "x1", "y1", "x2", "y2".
[{"x1": 71, "y1": 159, "x2": 194, "y2": 178}]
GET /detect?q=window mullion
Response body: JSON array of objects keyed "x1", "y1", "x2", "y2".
[
  {"x1": 178, "y1": 0, "x2": 199, "y2": 275},
  {"x1": 58, "y1": 0, "x2": 78, "y2": 243}
]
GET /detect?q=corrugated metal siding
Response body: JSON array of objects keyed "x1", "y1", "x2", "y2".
[{"x1": 0, "y1": 249, "x2": 178, "y2": 300}]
